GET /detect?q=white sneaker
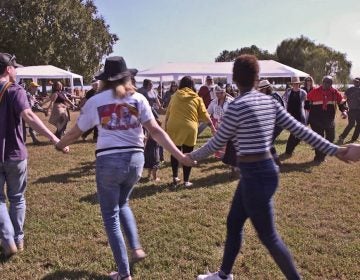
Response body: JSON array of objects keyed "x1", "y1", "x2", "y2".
[
  {"x1": 197, "y1": 271, "x2": 233, "y2": 280},
  {"x1": 184, "y1": 181, "x2": 193, "y2": 187}
]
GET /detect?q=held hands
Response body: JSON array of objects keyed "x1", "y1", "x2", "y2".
[
  {"x1": 343, "y1": 143, "x2": 360, "y2": 162},
  {"x1": 62, "y1": 146, "x2": 70, "y2": 153},
  {"x1": 335, "y1": 146, "x2": 352, "y2": 163},
  {"x1": 181, "y1": 154, "x2": 197, "y2": 167},
  {"x1": 54, "y1": 141, "x2": 70, "y2": 154},
  {"x1": 336, "y1": 144, "x2": 360, "y2": 163}
]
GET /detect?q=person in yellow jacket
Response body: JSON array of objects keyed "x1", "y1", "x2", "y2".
[{"x1": 165, "y1": 76, "x2": 216, "y2": 187}]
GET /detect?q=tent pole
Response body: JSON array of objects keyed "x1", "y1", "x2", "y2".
[{"x1": 70, "y1": 77, "x2": 74, "y2": 93}]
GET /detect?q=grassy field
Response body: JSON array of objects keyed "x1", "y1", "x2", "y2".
[{"x1": 1, "y1": 112, "x2": 359, "y2": 280}]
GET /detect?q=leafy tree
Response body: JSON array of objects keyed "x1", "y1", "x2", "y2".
[
  {"x1": 215, "y1": 45, "x2": 276, "y2": 62},
  {"x1": 275, "y1": 35, "x2": 316, "y2": 71},
  {"x1": 0, "y1": 0, "x2": 118, "y2": 82},
  {"x1": 276, "y1": 36, "x2": 351, "y2": 84},
  {"x1": 215, "y1": 36, "x2": 352, "y2": 85}
]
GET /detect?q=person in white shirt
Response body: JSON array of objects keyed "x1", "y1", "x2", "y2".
[
  {"x1": 207, "y1": 85, "x2": 234, "y2": 127},
  {"x1": 55, "y1": 56, "x2": 193, "y2": 280}
]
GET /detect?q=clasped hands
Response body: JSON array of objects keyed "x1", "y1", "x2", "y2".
[
  {"x1": 181, "y1": 153, "x2": 197, "y2": 167},
  {"x1": 336, "y1": 144, "x2": 360, "y2": 163}
]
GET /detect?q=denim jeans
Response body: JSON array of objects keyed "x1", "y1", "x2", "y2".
[
  {"x1": 220, "y1": 159, "x2": 301, "y2": 280},
  {"x1": 96, "y1": 152, "x2": 144, "y2": 277},
  {"x1": 0, "y1": 159, "x2": 27, "y2": 245}
]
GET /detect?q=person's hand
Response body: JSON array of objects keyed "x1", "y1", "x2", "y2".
[
  {"x1": 335, "y1": 146, "x2": 351, "y2": 163},
  {"x1": 341, "y1": 143, "x2": 360, "y2": 162},
  {"x1": 55, "y1": 141, "x2": 70, "y2": 154},
  {"x1": 181, "y1": 154, "x2": 197, "y2": 167},
  {"x1": 210, "y1": 127, "x2": 217, "y2": 135}
]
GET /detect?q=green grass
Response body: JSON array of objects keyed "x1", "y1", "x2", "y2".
[{"x1": 1, "y1": 112, "x2": 359, "y2": 279}]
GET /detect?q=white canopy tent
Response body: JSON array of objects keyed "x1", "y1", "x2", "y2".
[
  {"x1": 137, "y1": 60, "x2": 310, "y2": 83},
  {"x1": 16, "y1": 65, "x2": 83, "y2": 91}
]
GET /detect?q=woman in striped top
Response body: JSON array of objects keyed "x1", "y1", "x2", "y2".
[{"x1": 192, "y1": 55, "x2": 347, "y2": 280}]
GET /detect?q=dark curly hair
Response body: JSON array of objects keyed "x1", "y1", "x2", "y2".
[
  {"x1": 232, "y1": 55, "x2": 259, "y2": 88},
  {"x1": 179, "y1": 76, "x2": 196, "y2": 92}
]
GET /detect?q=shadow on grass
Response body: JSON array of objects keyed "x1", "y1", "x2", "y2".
[
  {"x1": 34, "y1": 161, "x2": 95, "y2": 184},
  {"x1": 80, "y1": 180, "x2": 172, "y2": 204},
  {"x1": 0, "y1": 252, "x2": 10, "y2": 264},
  {"x1": 79, "y1": 193, "x2": 98, "y2": 204},
  {"x1": 279, "y1": 160, "x2": 320, "y2": 173},
  {"x1": 26, "y1": 141, "x2": 53, "y2": 147},
  {"x1": 27, "y1": 139, "x2": 91, "y2": 147},
  {"x1": 199, "y1": 159, "x2": 230, "y2": 172},
  {"x1": 185, "y1": 170, "x2": 239, "y2": 190},
  {"x1": 41, "y1": 270, "x2": 107, "y2": 280},
  {"x1": 79, "y1": 170, "x2": 238, "y2": 203}
]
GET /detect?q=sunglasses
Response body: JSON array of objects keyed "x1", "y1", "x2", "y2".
[{"x1": 7, "y1": 54, "x2": 16, "y2": 66}]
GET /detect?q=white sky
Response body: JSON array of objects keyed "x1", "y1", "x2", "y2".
[{"x1": 94, "y1": 0, "x2": 360, "y2": 79}]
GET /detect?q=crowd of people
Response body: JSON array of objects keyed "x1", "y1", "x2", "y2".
[{"x1": 1, "y1": 52, "x2": 360, "y2": 280}]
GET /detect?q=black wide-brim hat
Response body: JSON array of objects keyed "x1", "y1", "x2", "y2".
[{"x1": 95, "y1": 56, "x2": 137, "y2": 81}]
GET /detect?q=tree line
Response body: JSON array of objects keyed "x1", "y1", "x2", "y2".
[
  {"x1": 0, "y1": 0, "x2": 118, "y2": 82},
  {"x1": 0, "y1": 1, "x2": 352, "y2": 85},
  {"x1": 215, "y1": 36, "x2": 352, "y2": 85}
]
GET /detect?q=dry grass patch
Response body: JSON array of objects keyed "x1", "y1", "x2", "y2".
[{"x1": 0, "y1": 112, "x2": 359, "y2": 279}]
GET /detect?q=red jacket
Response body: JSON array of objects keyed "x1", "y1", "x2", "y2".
[
  {"x1": 307, "y1": 86, "x2": 345, "y2": 125},
  {"x1": 198, "y1": 86, "x2": 212, "y2": 108}
]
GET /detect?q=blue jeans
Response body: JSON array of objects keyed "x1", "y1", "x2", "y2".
[
  {"x1": 0, "y1": 159, "x2": 27, "y2": 246},
  {"x1": 96, "y1": 152, "x2": 144, "y2": 277},
  {"x1": 220, "y1": 159, "x2": 301, "y2": 280}
]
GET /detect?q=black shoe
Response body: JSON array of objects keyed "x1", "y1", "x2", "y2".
[
  {"x1": 279, "y1": 153, "x2": 292, "y2": 160},
  {"x1": 313, "y1": 157, "x2": 326, "y2": 164}
]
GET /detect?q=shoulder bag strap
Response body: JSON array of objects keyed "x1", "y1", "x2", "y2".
[{"x1": 0, "y1": 81, "x2": 13, "y2": 103}]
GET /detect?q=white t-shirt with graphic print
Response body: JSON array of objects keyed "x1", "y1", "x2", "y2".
[{"x1": 77, "y1": 89, "x2": 154, "y2": 156}]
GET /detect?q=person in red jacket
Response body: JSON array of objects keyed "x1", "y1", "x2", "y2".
[
  {"x1": 198, "y1": 75, "x2": 215, "y2": 108},
  {"x1": 306, "y1": 75, "x2": 348, "y2": 162},
  {"x1": 198, "y1": 76, "x2": 216, "y2": 134}
]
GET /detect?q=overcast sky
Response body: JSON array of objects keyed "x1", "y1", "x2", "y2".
[{"x1": 93, "y1": 0, "x2": 360, "y2": 79}]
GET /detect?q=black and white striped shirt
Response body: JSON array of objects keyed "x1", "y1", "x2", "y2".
[{"x1": 190, "y1": 90, "x2": 338, "y2": 161}]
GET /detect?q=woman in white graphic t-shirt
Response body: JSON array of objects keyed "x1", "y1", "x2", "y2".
[{"x1": 56, "y1": 56, "x2": 194, "y2": 280}]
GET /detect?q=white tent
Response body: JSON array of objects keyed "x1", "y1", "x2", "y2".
[
  {"x1": 137, "y1": 60, "x2": 310, "y2": 83},
  {"x1": 16, "y1": 65, "x2": 83, "y2": 91}
]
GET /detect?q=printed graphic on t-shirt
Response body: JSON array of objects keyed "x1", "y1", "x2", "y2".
[{"x1": 98, "y1": 102, "x2": 140, "y2": 130}]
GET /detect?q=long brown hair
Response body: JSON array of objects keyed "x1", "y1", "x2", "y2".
[{"x1": 98, "y1": 76, "x2": 134, "y2": 98}]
